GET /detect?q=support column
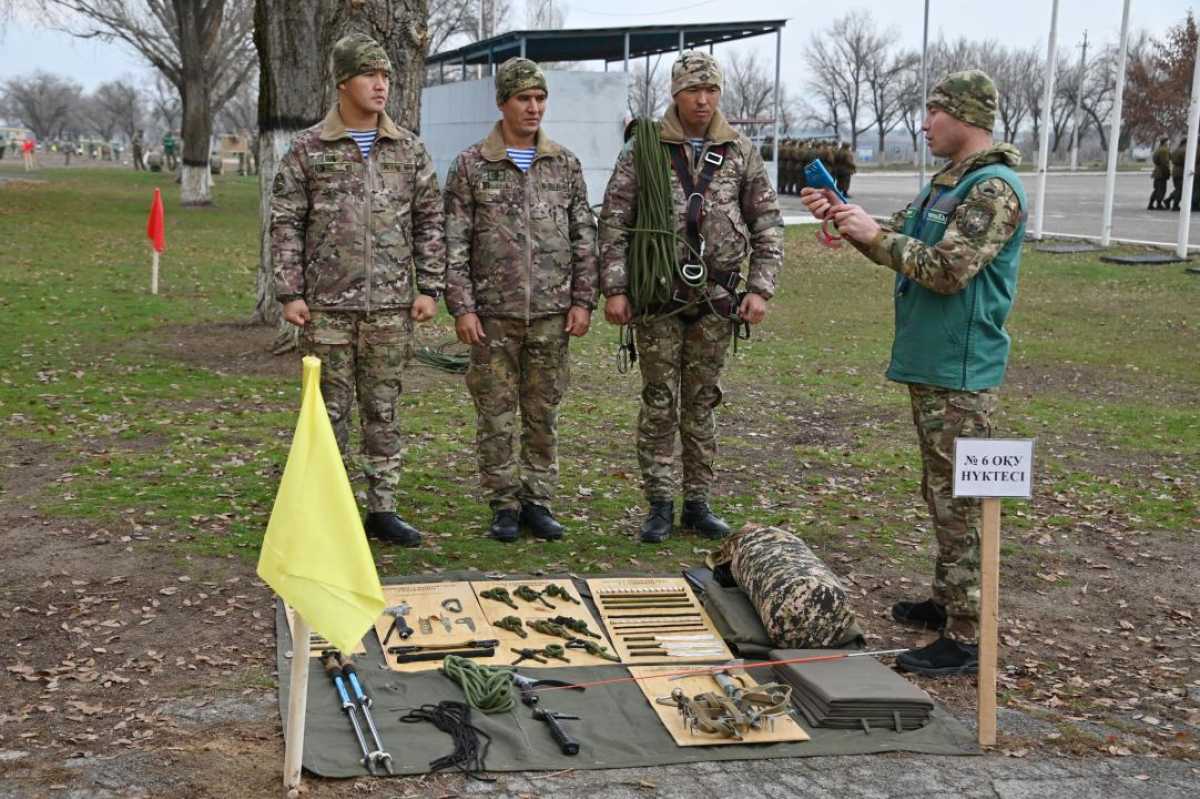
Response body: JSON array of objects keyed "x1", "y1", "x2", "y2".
[
  {"x1": 1175, "y1": 28, "x2": 1200, "y2": 256},
  {"x1": 772, "y1": 27, "x2": 782, "y2": 190},
  {"x1": 1032, "y1": 0, "x2": 1060, "y2": 240},
  {"x1": 1101, "y1": 0, "x2": 1132, "y2": 247}
]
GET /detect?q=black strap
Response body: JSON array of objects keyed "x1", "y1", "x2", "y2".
[{"x1": 667, "y1": 143, "x2": 727, "y2": 268}]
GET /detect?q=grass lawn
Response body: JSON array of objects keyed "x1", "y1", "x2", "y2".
[{"x1": 1, "y1": 164, "x2": 1198, "y2": 760}]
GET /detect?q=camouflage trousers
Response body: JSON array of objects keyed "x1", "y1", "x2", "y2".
[
  {"x1": 908, "y1": 383, "x2": 998, "y2": 642},
  {"x1": 635, "y1": 312, "x2": 731, "y2": 503},
  {"x1": 465, "y1": 315, "x2": 569, "y2": 512},
  {"x1": 299, "y1": 310, "x2": 413, "y2": 513}
]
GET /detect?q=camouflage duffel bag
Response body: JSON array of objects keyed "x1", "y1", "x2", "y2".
[{"x1": 709, "y1": 525, "x2": 861, "y2": 649}]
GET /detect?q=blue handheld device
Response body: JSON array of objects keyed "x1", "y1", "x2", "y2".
[{"x1": 804, "y1": 158, "x2": 848, "y2": 204}]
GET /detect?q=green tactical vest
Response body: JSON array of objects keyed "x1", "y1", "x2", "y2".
[{"x1": 885, "y1": 163, "x2": 1026, "y2": 391}]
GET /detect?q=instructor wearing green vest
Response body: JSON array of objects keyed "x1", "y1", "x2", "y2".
[{"x1": 801, "y1": 70, "x2": 1026, "y2": 677}]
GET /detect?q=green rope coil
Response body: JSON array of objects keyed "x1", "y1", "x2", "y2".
[
  {"x1": 628, "y1": 118, "x2": 682, "y2": 315},
  {"x1": 441, "y1": 655, "x2": 515, "y2": 714},
  {"x1": 414, "y1": 342, "x2": 470, "y2": 374}
]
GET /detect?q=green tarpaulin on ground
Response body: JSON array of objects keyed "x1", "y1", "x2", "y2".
[{"x1": 275, "y1": 574, "x2": 977, "y2": 778}]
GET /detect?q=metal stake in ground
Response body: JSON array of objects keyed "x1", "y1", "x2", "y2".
[
  {"x1": 337, "y1": 654, "x2": 394, "y2": 775},
  {"x1": 321, "y1": 650, "x2": 376, "y2": 775}
]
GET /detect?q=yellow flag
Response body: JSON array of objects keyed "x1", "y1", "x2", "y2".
[{"x1": 258, "y1": 356, "x2": 385, "y2": 654}]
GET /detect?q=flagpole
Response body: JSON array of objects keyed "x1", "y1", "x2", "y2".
[
  {"x1": 284, "y1": 611, "x2": 312, "y2": 793},
  {"x1": 151, "y1": 249, "x2": 160, "y2": 295}
]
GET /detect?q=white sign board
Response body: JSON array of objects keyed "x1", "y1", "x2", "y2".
[{"x1": 953, "y1": 438, "x2": 1035, "y2": 498}]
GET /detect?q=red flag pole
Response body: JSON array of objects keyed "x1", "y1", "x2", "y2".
[{"x1": 147, "y1": 188, "x2": 165, "y2": 294}]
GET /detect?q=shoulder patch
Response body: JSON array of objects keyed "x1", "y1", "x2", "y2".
[
  {"x1": 958, "y1": 204, "x2": 994, "y2": 238},
  {"x1": 272, "y1": 171, "x2": 286, "y2": 194}
]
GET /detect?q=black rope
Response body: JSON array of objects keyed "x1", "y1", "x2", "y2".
[{"x1": 398, "y1": 700, "x2": 494, "y2": 781}]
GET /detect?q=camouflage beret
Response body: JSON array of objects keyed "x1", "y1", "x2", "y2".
[
  {"x1": 671, "y1": 51, "x2": 723, "y2": 96},
  {"x1": 496, "y1": 58, "x2": 548, "y2": 104},
  {"x1": 928, "y1": 69, "x2": 997, "y2": 132},
  {"x1": 331, "y1": 33, "x2": 392, "y2": 87}
]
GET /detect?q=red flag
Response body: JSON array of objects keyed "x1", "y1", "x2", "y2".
[{"x1": 147, "y1": 188, "x2": 165, "y2": 253}]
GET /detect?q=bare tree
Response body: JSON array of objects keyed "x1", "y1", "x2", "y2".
[
  {"x1": 895, "y1": 59, "x2": 923, "y2": 161},
  {"x1": 723, "y1": 51, "x2": 774, "y2": 138},
  {"x1": 90, "y1": 77, "x2": 144, "y2": 142},
  {"x1": 145, "y1": 70, "x2": 180, "y2": 136},
  {"x1": 42, "y1": 1, "x2": 256, "y2": 205},
  {"x1": 863, "y1": 47, "x2": 916, "y2": 162},
  {"x1": 1, "y1": 70, "x2": 83, "y2": 140},
  {"x1": 626, "y1": 56, "x2": 668, "y2": 119},
  {"x1": 805, "y1": 10, "x2": 885, "y2": 148},
  {"x1": 252, "y1": 0, "x2": 431, "y2": 340}
]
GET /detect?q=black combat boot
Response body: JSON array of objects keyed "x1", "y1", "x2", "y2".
[
  {"x1": 896, "y1": 636, "x2": 978, "y2": 676},
  {"x1": 364, "y1": 512, "x2": 422, "y2": 547},
  {"x1": 679, "y1": 500, "x2": 731, "y2": 539},
  {"x1": 640, "y1": 501, "x2": 674, "y2": 544},
  {"x1": 520, "y1": 503, "x2": 564, "y2": 541},
  {"x1": 891, "y1": 598, "x2": 947, "y2": 630},
  {"x1": 488, "y1": 508, "x2": 520, "y2": 543}
]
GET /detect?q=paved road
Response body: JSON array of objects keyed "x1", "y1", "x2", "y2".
[{"x1": 779, "y1": 171, "x2": 1200, "y2": 248}]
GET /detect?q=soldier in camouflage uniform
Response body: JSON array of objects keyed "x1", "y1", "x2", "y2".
[
  {"x1": 444, "y1": 58, "x2": 598, "y2": 543},
  {"x1": 1168, "y1": 137, "x2": 1186, "y2": 211},
  {"x1": 1149, "y1": 137, "x2": 1171, "y2": 210},
  {"x1": 599, "y1": 51, "x2": 784, "y2": 544},
  {"x1": 802, "y1": 69, "x2": 1026, "y2": 676},
  {"x1": 271, "y1": 33, "x2": 446, "y2": 547}
]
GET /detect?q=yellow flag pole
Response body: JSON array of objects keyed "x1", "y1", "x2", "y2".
[{"x1": 283, "y1": 611, "x2": 312, "y2": 794}]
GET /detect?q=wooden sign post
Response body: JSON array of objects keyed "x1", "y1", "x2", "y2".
[{"x1": 953, "y1": 438, "x2": 1035, "y2": 747}]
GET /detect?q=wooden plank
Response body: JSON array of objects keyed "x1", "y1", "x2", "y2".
[
  {"x1": 587, "y1": 577, "x2": 732, "y2": 664},
  {"x1": 978, "y1": 496, "x2": 1002, "y2": 747},
  {"x1": 374, "y1": 582, "x2": 505, "y2": 673},
  {"x1": 629, "y1": 665, "x2": 809, "y2": 747},
  {"x1": 283, "y1": 603, "x2": 366, "y2": 656},
  {"x1": 471, "y1": 579, "x2": 619, "y2": 667}
]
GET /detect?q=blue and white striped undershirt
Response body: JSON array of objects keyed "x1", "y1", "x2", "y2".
[
  {"x1": 689, "y1": 138, "x2": 706, "y2": 166},
  {"x1": 506, "y1": 147, "x2": 536, "y2": 172},
  {"x1": 346, "y1": 128, "x2": 377, "y2": 160}
]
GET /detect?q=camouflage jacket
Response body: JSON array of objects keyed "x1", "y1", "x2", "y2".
[
  {"x1": 271, "y1": 105, "x2": 446, "y2": 312},
  {"x1": 1171, "y1": 146, "x2": 1186, "y2": 178},
  {"x1": 443, "y1": 124, "x2": 597, "y2": 319},
  {"x1": 858, "y1": 143, "x2": 1024, "y2": 294},
  {"x1": 597, "y1": 106, "x2": 784, "y2": 301},
  {"x1": 1152, "y1": 145, "x2": 1171, "y2": 180}
]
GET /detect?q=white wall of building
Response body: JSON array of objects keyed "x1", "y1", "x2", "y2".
[{"x1": 421, "y1": 70, "x2": 628, "y2": 204}]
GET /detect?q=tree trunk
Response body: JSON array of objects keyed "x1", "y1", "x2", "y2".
[
  {"x1": 177, "y1": 1, "x2": 218, "y2": 206},
  {"x1": 251, "y1": 0, "x2": 430, "y2": 335},
  {"x1": 877, "y1": 127, "x2": 886, "y2": 165}
]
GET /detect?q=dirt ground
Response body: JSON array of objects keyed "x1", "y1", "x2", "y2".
[{"x1": 1, "y1": 322, "x2": 1198, "y2": 799}]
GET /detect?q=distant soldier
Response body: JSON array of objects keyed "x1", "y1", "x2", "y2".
[
  {"x1": 271, "y1": 33, "x2": 447, "y2": 547},
  {"x1": 599, "y1": 51, "x2": 784, "y2": 544},
  {"x1": 836, "y1": 141, "x2": 856, "y2": 197},
  {"x1": 0, "y1": 138, "x2": 6, "y2": 160},
  {"x1": 1168, "y1": 137, "x2": 1186, "y2": 211},
  {"x1": 131, "y1": 130, "x2": 144, "y2": 170},
  {"x1": 1149, "y1": 136, "x2": 1170, "y2": 210},
  {"x1": 163, "y1": 131, "x2": 178, "y2": 171},
  {"x1": 444, "y1": 58, "x2": 598, "y2": 543}
]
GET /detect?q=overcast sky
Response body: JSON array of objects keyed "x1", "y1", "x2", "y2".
[{"x1": 0, "y1": 0, "x2": 1193, "y2": 94}]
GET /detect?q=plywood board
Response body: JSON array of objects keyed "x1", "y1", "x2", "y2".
[
  {"x1": 374, "y1": 582, "x2": 506, "y2": 673},
  {"x1": 587, "y1": 577, "x2": 732, "y2": 664},
  {"x1": 471, "y1": 579, "x2": 619, "y2": 667},
  {"x1": 629, "y1": 665, "x2": 809, "y2": 747},
  {"x1": 283, "y1": 604, "x2": 366, "y2": 656}
]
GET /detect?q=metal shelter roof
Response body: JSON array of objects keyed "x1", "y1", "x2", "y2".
[{"x1": 426, "y1": 19, "x2": 787, "y2": 68}]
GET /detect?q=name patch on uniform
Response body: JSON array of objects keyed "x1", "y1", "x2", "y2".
[
  {"x1": 314, "y1": 153, "x2": 352, "y2": 173},
  {"x1": 539, "y1": 180, "x2": 568, "y2": 192},
  {"x1": 926, "y1": 210, "x2": 949, "y2": 225},
  {"x1": 379, "y1": 160, "x2": 412, "y2": 173}
]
